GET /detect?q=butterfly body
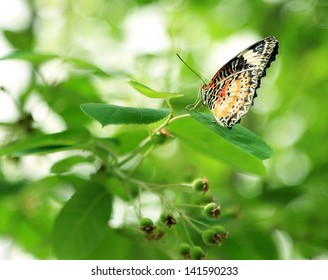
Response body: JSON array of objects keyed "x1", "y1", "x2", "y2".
[{"x1": 200, "y1": 36, "x2": 279, "y2": 128}]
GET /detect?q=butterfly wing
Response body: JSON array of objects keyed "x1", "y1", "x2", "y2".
[{"x1": 201, "y1": 36, "x2": 279, "y2": 128}]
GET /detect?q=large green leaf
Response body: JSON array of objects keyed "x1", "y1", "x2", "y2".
[
  {"x1": 0, "y1": 129, "x2": 90, "y2": 156},
  {"x1": 169, "y1": 115, "x2": 266, "y2": 176},
  {"x1": 129, "y1": 80, "x2": 183, "y2": 99},
  {"x1": 81, "y1": 103, "x2": 171, "y2": 126},
  {"x1": 53, "y1": 184, "x2": 112, "y2": 259},
  {"x1": 190, "y1": 111, "x2": 273, "y2": 160}
]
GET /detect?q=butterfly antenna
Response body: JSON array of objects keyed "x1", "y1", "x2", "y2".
[
  {"x1": 176, "y1": 53, "x2": 206, "y2": 84},
  {"x1": 177, "y1": 54, "x2": 206, "y2": 111}
]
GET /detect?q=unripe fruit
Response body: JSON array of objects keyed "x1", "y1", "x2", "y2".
[
  {"x1": 201, "y1": 226, "x2": 228, "y2": 246},
  {"x1": 140, "y1": 217, "x2": 154, "y2": 227},
  {"x1": 192, "y1": 177, "x2": 209, "y2": 193},
  {"x1": 190, "y1": 246, "x2": 206, "y2": 260},
  {"x1": 213, "y1": 226, "x2": 226, "y2": 234},
  {"x1": 201, "y1": 229, "x2": 217, "y2": 245},
  {"x1": 203, "y1": 202, "x2": 221, "y2": 218},
  {"x1": 179, "y1": 243, "x2": 191, "y2": 259},
  {"x1": 160, "y1": 213, "x2": 177, "y2": 228},
  {"x1": 192, "y1": 178, "x2": 203, "y2": 190},
  {"x1": 140, "y1": 217, "x2": 156, "y2": 233}
]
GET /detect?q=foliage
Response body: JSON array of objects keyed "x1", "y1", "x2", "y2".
[{"x1": 0, "y1": 0, "x2": 328, "y2": 260}]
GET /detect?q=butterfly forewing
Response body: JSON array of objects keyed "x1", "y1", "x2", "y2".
[{"x1": 201, "y1": 36, "x2": 279, "y2": 128}]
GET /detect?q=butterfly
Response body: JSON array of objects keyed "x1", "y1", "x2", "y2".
[{"x1": 190, "y1": 36, "x2": 279, "y2": 128}]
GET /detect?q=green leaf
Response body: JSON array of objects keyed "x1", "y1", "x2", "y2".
[
  {"x1": 169, "y1": 115, "x2": 266, "y2": 176},
  {"x1": 3, "y1": 28, "x2": 35, "y2": 50},
  {"x1": 53, "y1": 184, "x2": 112, "y2": 259},
  {"x1": 129, "y1": 80, "x2": 183, "y2": 99},
  {"x1": 81, "y1": 103, "x2": 171, "y2": 126},
  {"x1": 0, "y1": 129, "x2": 90, "y2": 156},
  {"x1": 189, "y1": 111, "x2": 273, "y2": 160},
  {"x1": 40, "y1": 76, "x2": 103, "y2": 128},
  {"x1": 0, "y1": 51, "x2": 125, "y2": 77},
  {"x1": 51, "y1": 155, "x2": 95, "y2": 174},
  {"x1": 0, "y1": 51, "x2": 58, "y2": 64},
  {"x1": 64, "y1": 57, "x2": 126, "y2": 77}
]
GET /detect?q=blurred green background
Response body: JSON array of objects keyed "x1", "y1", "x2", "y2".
[{"x1": 0, "y1": 0, "x2": 328, "y2": 260}]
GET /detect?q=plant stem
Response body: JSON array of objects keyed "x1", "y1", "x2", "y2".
[
  {"x1": 189, "y1": 217, "x2": 212, "y2": 228},
  {"x1": 113, "y1": 167, "x2": 192, "y2": 192},
  {"x1": 182, "y1": 220, "x2": 194, "y2": 246},
  {"x1": 168, "y1": 114, "x2": 190, "y2": 124},
  {"x1": 117, "y1": 136, "x2": 152, "y2": 167},
  {"x1": 175, "y1": 203, "x2": 203, "y2": 208},
  {"x1": 180, "y1": 213, "x2": 202, "y2": 233}
]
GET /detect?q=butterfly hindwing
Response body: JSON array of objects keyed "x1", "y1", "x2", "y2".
[{"x1": 201, "y1": 36, "x2": 279, "y2": 128}]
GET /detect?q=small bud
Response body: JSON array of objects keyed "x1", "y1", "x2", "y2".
[
  {"x1": 203, "y1": 202, "x2": 221, "y2": 218},
  {"x1": 190, "y1": 246, "x2": 206, "y2": 260},
  {"x1": 152, "y1": 129, "x2": 173, "y2": 145}
]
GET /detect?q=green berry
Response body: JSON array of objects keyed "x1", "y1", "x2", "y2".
[
  {"x1": 190, "y1": 246, "x2": 206, "y2": 260},
  {"x1": 201, "y1": 227, "x2": 228, "y2": 246},
  {"x1": 201, "y1": 229, "x2": 217, "y2": 245},
  {"x1": 192, "y1": 178, "x2": 203, "y2": 191},
  {"x1": 140, "y1": 218, "x2": 156, "y2": 234},
  {"x1": 160, "y1": 213, "x2": 177, "y2": 228},
  {"x1": 214, "y1": 226, "x2": 228, "y2": 244},
  {"x1": 179, "y1": 243, "x2": 191, "y2": 258},
  {"x1": 192, "y1": 177, "x2": 209, "y2": 193},
  {"x1": 203, "y1": 202, "x2": 221, "y2": 218},
  {"x1": 213, "y1": 226, "x2": 227, "y2": 234},
  {"x1": 140, "y1": 217, "x2": 154, "y2": 227}
]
